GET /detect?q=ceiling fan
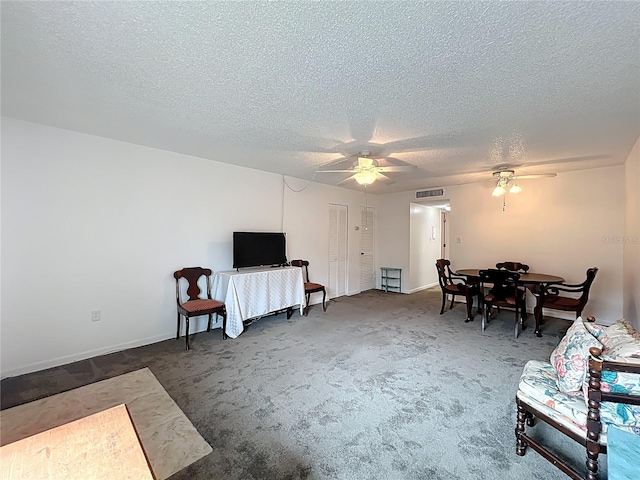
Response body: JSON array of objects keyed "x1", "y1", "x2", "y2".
[
  {"x1": 488, "y1": 168, "x2": 556, "y2": 197},
  {"x1": 315, "y1": 150, "x2": 418, "y2": 186}
]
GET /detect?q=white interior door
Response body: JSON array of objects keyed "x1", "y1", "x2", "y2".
[
  {"x1": 329, "y1": 204, "x2": 348, "y2": 298},
  {"x1": 360, "y1": 207, "x2": 375, "y2": 291}
]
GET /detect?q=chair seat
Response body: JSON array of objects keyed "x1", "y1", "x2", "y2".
[
  {"x1": 518, "y1": 360, "x2": 591, "y2": 433},
  {"x1": 517, "y1": 360, "x2": 640, "y2": 441},
  {"x1": 304, "y1": 282, "x2": 324, "y2": 292},
  {"x1": 180, "y1": 298, "x2": 224, "y2": 314},
  {"x1": 543, "y1": 296, "x2": 580, "y2": 309},
  {"x1": 445, "y1": 283, "x2": 476, "y2": 294},
  {"x1": 484, "y1": 293, "x2": 518, "y2": 305}
]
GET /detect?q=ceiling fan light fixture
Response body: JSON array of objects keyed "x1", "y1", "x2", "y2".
[
  {"x1": 355, "y1": 170, "x2": 376, "y2": 185},
  {"x1": 509, "y1": 183, "x2": 522, "y2": 194},
  {"x1": 491, "y1": 185, "x2": 506, "y2": 196}
]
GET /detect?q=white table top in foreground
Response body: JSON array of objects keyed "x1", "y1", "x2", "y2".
[{"x1": 0, "y1": 404, "x2": 154, "y2": 480}]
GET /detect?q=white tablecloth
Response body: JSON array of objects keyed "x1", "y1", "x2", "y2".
[{"x1": 212, "y1": 266, "x2": 306, "y2": 338}]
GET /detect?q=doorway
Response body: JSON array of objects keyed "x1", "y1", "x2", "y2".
[{"x1": 360, "y1": 206, "x2": 375, "y2": 291}]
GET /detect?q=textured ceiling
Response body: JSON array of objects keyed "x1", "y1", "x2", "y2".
[{"x1": 2, "y1": 1, "x2": 639, "y2": 194}]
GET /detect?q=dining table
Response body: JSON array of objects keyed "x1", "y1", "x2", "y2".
[{"x1": 455, "y1": 269, "x2": 565, "y2": 337}]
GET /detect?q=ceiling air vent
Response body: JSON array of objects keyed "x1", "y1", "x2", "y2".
[{"x1": 415, "y1": 188, "x2": 445, "y2": 199}]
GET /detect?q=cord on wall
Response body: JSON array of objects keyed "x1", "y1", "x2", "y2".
[
  {"x1": 281, "y1": 172, "x2": 318, "y2": 232},
  {"x1": 281, "y1": 175, "x2": 285, "y2": 232},
  {"x1": 281, "y1": 173, "x2": 318, "y2": 255},
  {"x1": 282, "y1": 172, "x2": 318, "y2": 193}
]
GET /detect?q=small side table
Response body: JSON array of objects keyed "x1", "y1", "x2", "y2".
[{"x1": 380, "y1": 267, "x2": 402, "y2": 293}]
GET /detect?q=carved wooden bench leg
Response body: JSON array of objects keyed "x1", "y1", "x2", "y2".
[
  {"x1": 586, "y1": 443, "x2": 600, "y2": 480},
  {"x1": 516, "y1": 400, "x2": 527, "y2": 456},
  {"x1": 526, "y1": 411, "x2": 535, "y2": 427}
]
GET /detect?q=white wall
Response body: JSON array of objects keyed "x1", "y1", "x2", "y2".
[
  {"x1": 376, "y1": 191, "x2": 410, "y2": 292},
  {"x1": 623, "y1": 136, "x2": 640, "y2": 331},
  {"x1": 408, "y1": 204, "x2": 440, "y2": 292},
  {"x1": 281, "y1": 177, "x2": 373, "y2": 297},
  {"x1": 0, "y1": 118, "x2": 370, "y2": 377},
  {"x1": 377, "y1": 166, "x2": 626, "y2": 324}
]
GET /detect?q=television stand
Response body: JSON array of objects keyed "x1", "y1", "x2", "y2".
[
  {"x1": 241, "y1": 306, "x2": 295, "y2": 330},
  {"x1": 212, "y1": 267, "x2": 305, "y2": 338}
]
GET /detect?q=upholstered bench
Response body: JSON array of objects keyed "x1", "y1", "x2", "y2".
[{"x1": 515, "y1": 317, "x2": 640, "y2": 480}]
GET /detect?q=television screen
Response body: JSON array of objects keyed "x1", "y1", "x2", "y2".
[{"x1": 233, "y1": 232, "x2": 287, "y2": 269}]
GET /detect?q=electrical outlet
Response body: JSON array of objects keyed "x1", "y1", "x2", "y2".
[
  {"x1": 91, "y1": 310, "x2": 101, "y2": 322},
  {"x1": 456, "y1": 236, "x2": 462, "y2": 244}
]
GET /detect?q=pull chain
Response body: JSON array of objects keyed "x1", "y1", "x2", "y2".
[{"x1": 364, "y1": 185, "x2": 368, "y2": 230}]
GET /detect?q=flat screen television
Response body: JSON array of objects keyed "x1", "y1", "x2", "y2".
[{"x1": 233, "y1": 232, "x2": 287, "y2": 269}]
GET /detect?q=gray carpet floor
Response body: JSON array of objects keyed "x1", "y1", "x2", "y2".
[{"x1": 1, "y1": 288, "x2": 602, "y2": 479}]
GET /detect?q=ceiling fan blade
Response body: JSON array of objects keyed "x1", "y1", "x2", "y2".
[
  {"x1": 316, "y1": 169, "x2": 354, "y2": 173},
  {"x1": 521, "y1": 154, "x2": 610, "y2": 168},
  {"x1": 316, "y1": 156, "x2": 351, "y2": 169},
  {"x1": 337, "y1": 174, "x2": 358, "y2": 185},
  {"x1": 375, "y1": 172, "x2": 396, "y2": 185},
  {"x1": 513, "y1": 173, "x2": 557, "y2": 179},
  {"x1": 377, "y1": 165, "x2": 418, "y2": 173},
  {"x1": 382, "y1": 128, "x2": 488, "y2": 154}
]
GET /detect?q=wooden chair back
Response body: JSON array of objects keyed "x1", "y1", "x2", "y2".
[
  {"x1": 435, "y1": 259, "x2": 455, "y2": 289},
  {"x1": 479, "y1": 269, "x2": 521, "y2": 302},
  {"x1": 544, "y1": 267, "x2": 598, "y2": 307},
  {"x1": 291, "y1": 259, "x2": 311, "y2": 283},
  {"x1": 173, "y1": 267, "x2": 213, "y2": 303},
  {"x1": 496, "y1": 261, "x2": 530, "y2": 273}
]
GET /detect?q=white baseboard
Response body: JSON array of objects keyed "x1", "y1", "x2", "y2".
[
  {"x1": 1, "y1": 332, "x2": 176, "y2": 379},
  {"x1": 407, "y1": 282, "x2": 439, "y2": 294}
]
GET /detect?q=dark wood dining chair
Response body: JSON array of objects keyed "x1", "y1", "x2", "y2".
[
  {"x1": 291, "y1": 260, "x2": 326, "y2": 315},
  {"x1": 539, "y1": 267, "x2": 598, "y2": 321},
  {"x1": 478, "y1": 268, "x2": 526, "y2": 338},
  {"x1": 495, "y1": 261, "x2": 529, "y2": 273},
  {"x1": 435, "y1": 259, "x2": 480, "y2": 323},
  {"x1": 174, "y1": 267, "x2": 227, "y2": 350},
  {"x1": 496, "y1": 261, "x2": 530, "y2": 319}
]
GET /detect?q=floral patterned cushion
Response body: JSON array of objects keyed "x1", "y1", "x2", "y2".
[
  {"x1": 603, "y1": 320, "x2": 640, "y2": 358},
  {"x1": 584, "y1": 321, "x2": 609, "y2": 344},
  {"x1": 597, "y1": 366, "x2": 640, "y2": 429},
  {"x1": 518, "y1": 360, "x2": 640, "y2": 439},
  {"x1": 581, "y1": 320, "x2": 640, "y2": 409},
  {"x1": 550, "y1": 319, "x2": 602, "y2": 393},
  {"x1": 518, "y1": 360, "x2": 588, "y2": 427}
]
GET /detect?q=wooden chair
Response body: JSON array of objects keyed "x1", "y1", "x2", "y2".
[
  {"x1": 478, "y1": 268, "x2": 526, "y2": 338},
  {"x1": 495, "y1": 261, "x2": 530, "y2": 273},
  {"x1": 291, "y1": 260, "x2": 326, "y2": 315},
  {"x1": 174, "y1": 267, "x2": 227, "y2": 350},
  {"x1": 539, "y1": 267, "x2": 598, "y2": 322},
  {"x1": 435, "y1": 259, "x2": 480, "y2": 323},
  {"x1": 496, "y1": 261, "x2": 530, "y2": 319}
]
